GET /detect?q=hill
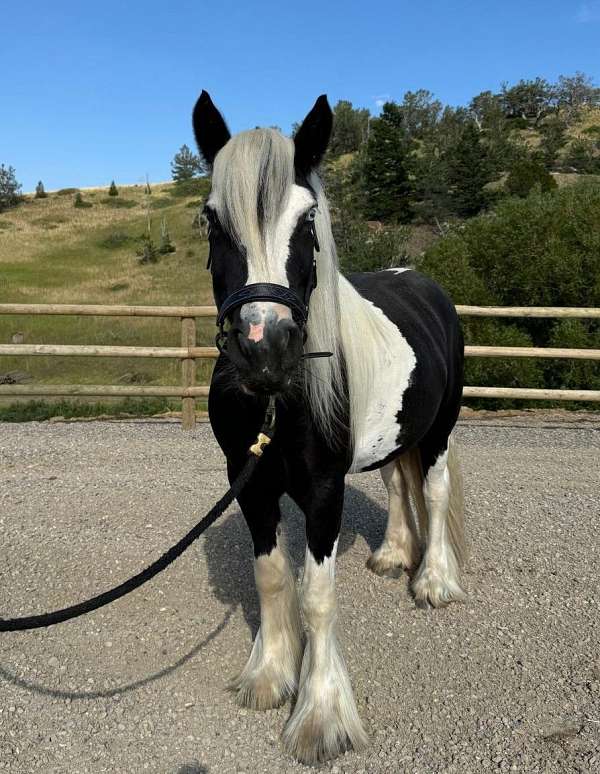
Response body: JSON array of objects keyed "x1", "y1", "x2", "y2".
[{"x1": 0, "y1": 181, "x2": 215, "y2": 412}]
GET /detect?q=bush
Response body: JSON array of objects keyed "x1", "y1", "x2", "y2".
[
  {"x1": 544, "y1": 319, "x2": 600, "y2": 408},
  {"x1": 97, "y1": 231, "x2": 134, "y2": 249},
  {"x1": 334, "y1": 220, "x2": 410, "y2": 273},
  {"x1": 136, "y1": 234, "x2": 160, "y2": 264},
  {"x1": 505, "y1": 157, "x2": 557, "y2": 197},
  {"x1": 158, "y1": 218, "x2": 175, "y2": 254},
  {"x1": 56, "y1": 187, "x2": 79, "y2": 196},
  {"x1": 73, "y1": 192, "x2": 92, "y2": 208},
  {"x1": 35, "y1": 180, "x2": 47, "y2": 199},
  {"x1": 108, "y1": 180, "x2": 119, "y2": 196},
  {"x1": 100, "y1": 197, "x2": 136, "y2": 208},
  {"x1": 170, "y1": 178, "x2": 211, "y2": 198}
]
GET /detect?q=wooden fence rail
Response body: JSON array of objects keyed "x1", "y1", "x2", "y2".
[{"x1": 1, "y1": 303, "x2": 599, "y2": 428}]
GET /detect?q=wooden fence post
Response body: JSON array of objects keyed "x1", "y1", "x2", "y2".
[{"x1": 181, "y1": 317, "x2": 197, "y2": 430}]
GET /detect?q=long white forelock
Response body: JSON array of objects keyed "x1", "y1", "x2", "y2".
[{"x1": 211, "y1": 128, "x2": 295, "y2": 282}]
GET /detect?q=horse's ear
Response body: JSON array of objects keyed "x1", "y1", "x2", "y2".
[
  {"x1": 192, "y1": 90, "x2": 231, "y2": 167},
  {"x1": 294, "y1": 95, "x2": 333, "y2": 175}
]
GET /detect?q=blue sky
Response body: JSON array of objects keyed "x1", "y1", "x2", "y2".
[{"x1": 2, "y1": 1, "x2": 599, "y2": 192}]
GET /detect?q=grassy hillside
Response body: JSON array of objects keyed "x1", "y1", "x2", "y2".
[{"x1": 0, "y1": 182, "x2": 215, "y2": 412}]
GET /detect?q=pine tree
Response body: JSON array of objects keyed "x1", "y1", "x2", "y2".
[
  {"x1": 445, "y1": 124, "x2": 492, "y2": 216},
  {"x1": 108, "y1": 180, "x2": 119, "y2": 196},
  {"x1": 361, "y1": 112, "x2": 411, "y2": 222},
  {"x1": 0, "y1": 164, "x2": 22, "y2": 212},
  {"x1": 35, "y1": 180, "x2": 47, "y2": 199},
  {"x1": 171, "y1": 144, "x2": 204, "y2": 182},
  {"x1": 73, "y1": 191, "x2": 92, "y2": 208}
]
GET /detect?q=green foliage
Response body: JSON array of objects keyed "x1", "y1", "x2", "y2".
[
  {"x1": 97, "y1": 231, "x2": 134, "y2": 249},
  {"x1": 328, "y1": 101, "x2": 370, "y2": 157},
  {"x1": 170, "y1": 177, "x2": 211, "y2": 198},
  {"x1": 419, "y1": 181, "x2": 600, "y2": 404},
  {"x1": 0, "y1": 164, "x2": 22, "y2": 212},
  {"x1": 463, "y1": 320, "x2": 545, "y2": 408},
  {"x1": 445, "y1": 124, "x2": 493, "y2": 216},
  {"x1": 361, "y1": 106, "x2": 411, "y2": 222},
  {"x1": 0, "y1": 398, "x2": 170, "y2": 422},
  {"x1": 108, "y1": 180, "x2": 119, "y2": 196},
  {"x1": 158, "y1": 217, "x2": 176, "y2": 254},
  {"x1": 73, "y1": 192, "x2": 92, "y2": 208},
  {"x1": 171, "y1": 144, "x2": 205, "y2": 181},
  {"x1": 544, "y1": 320, "x2": 600, "y2": 405},
  {"x1": 333, "y1": 221, "x2": 410, "y2": 273},
  {"x1": 56, "y1": 187, "x2": 79, "y2": 196},
  {"x1": 136, "y1": 233, "x2": 160, "y2": 264},
  {"x1": 35, "y1": 180, "x2": 47, "y2": 199},
  {"x1": 505, "y1": 157, "x2": 557, "y2": 197},
  {"x1": 565, "y1": 138, "x2": 600, "y2": 174},
  {"x1": 538, "y1": 117, "x2": 568, "y2": 169}
]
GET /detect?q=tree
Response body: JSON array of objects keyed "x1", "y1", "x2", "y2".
[
  {"x1": 360, "y1": 105, "x2": 412, "y2": 222},
  {"x1": 0, "y1": 164, "x2": 22, "y2": 212},
  {"x1": 328, "y1": 101, "x2": 370, "y2": 157},
  {"x1": 445, "y1": 123, "x2": 492, "y2": 216},
  {"x1": 556, "y1": 72, "x2": 600, "y2": 123},
  {"x1": 108, "y1": 180, "x2": 119, "y2": 196},
  {"x1": 501, "y1": 78, "x2": 555, "y2": 125},
  {"x1": 73, "y1": 191, "x2": 92, "y2": 208},
  {"x1": 35, "y1": 180, "x2": 47, "y2": 199},
  {"x1": 538, "y1": 116, "x2": 568, "y2": 169},
  {"x1": 171, "y1": 144, "x2": 205, "y2": 181},
  {"x1": 505, "y1": 157, "x2": 557, "y2": 197},
  {"x1": 396, "y1": 90, "x2": 442, "y2": 140}
]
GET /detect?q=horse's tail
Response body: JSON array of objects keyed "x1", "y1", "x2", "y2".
[{"x1": 398, "y1": 435, "x2": 466, "y2": 567}]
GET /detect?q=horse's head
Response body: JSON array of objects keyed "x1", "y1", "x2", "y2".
[{"x1": 193, "y1": 91, "x2": 332, "y2": 396}]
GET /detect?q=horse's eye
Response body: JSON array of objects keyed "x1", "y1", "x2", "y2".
[{"x1": 306, "y1": 207, "x2": 317, "y2": 222}]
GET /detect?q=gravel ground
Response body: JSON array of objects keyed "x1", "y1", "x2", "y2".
[{"x1": 1, "y1": 417, "x2": 599, "y2": 774}]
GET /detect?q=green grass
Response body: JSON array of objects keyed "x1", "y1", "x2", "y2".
[
  {"x1": 0, "y1": 181, "x2": 215, "y2": 420},
  {"x1": 0, "y1": 397, "x2": 175, "y2": 422}
]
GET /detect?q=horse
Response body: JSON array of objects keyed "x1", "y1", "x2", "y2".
[{"x1": 192, "y1": 90, "x2": 466, "y2": 765}]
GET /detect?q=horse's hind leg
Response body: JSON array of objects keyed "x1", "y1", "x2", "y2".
[
  {"x1": 410, "y1": 436, "x2": 466, "y2": 607},
  {"x1": 366, "y1": 459, "x2": 420, "y2": 576}
]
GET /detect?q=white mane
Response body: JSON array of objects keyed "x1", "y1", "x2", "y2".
[{"x1": 211, "y1": 129, "x2": 404, "y2": 462}]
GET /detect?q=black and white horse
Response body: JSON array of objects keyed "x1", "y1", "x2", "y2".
[{"x1": 193, "y1": 91, "x2": 466, "y2": 764}]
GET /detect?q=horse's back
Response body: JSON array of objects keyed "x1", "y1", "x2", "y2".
[{"x1": 348, "y1": 268, "x2": 463, "y2": 469}]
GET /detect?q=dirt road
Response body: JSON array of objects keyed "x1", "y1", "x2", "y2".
[{"x1": 1, "y1": 417, "x2": 599, "y2": 773}]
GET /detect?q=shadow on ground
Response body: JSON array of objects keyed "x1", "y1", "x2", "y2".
[
  {"x1": 202, "y1": 484, "x2": 387, "y2": 636},
  {"x1": 0, "y1": 484, "x2": 386, "y2": 700}
]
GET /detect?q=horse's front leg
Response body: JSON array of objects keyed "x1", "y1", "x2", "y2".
[
  {"x1": 283, "y1": 476, "x2": 368, "y2": 764},
  {"x1": 229, "y1": 464, "x2": 303, "y2": 710}
]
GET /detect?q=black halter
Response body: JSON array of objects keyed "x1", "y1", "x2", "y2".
[{"x1": 214, "y1": 223, "x2": 330, "y2": 359}]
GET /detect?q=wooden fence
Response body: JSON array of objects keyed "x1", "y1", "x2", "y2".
[{"x1": 0, "y1": 303, "x2": 599, "y2": 429}]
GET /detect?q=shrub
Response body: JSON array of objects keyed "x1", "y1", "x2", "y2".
[
  {"x1": 97, "y1": 231, "x2": 134, "y2": 249},
  {"x1": 158, "y1": 218, "x2": 175, "y2": 254},
  {"x1": 35, "y1": 180, "x2": 47, "y2": 199},
  {"x1": 100, "y1": 197, "x2": 136, "y2": 208},
  {"x1": 505, "y1": 157, "x2": 557, "y2": 197},
  {"x1": 108, "y1": 180, "x2": 119, "y2": 196},
  {"x1": 136, "y1": 234, "x2": 160, "y2": 264},
  {"x1": 334, "y1": 220, "x2": 410, "y2": 273},
  {"x1": 56, "y1": 187, "x2": 79, "y2": 196},
  {"x1": 170, "y1": 178, "x2": 211, "y2": 198},
  {"x1": 73, "y1": 192, "x2": 92, "y2": 208}
]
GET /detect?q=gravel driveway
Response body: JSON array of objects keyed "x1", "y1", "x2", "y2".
[{"x1": 1, "y1": 416, "x2": 599, "y2": 773}]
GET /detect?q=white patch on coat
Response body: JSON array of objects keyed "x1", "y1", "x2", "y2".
[
  {"x1": 385, "y1": 267, "x2": 412, "y2": 274},
  {"x1": 283, "y1": 539, "x2": 367, "y2": 761},
  {"x1": 340, "y1": 279, "x2": 416, "y2": 472}
]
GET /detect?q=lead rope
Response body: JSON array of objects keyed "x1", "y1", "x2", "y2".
[{"x1": 0, "y1": 397, "x2": 277, "y2": 633}]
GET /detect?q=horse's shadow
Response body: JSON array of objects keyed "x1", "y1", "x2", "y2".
[{"x1": 202, "y1": 483, "x2": 387, "y2": 637}]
